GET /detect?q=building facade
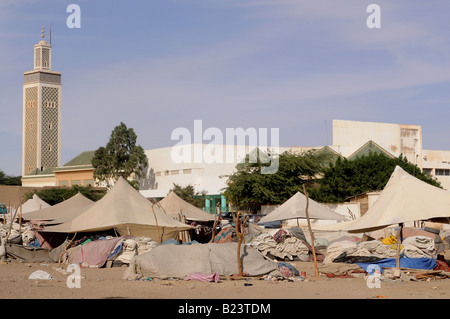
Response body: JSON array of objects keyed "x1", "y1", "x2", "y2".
[
  {"x1": 330, "y1": 119, "x2": 450, "y2": 190},
  {"x1": 22, "y1": 27, "x2": 61, "y2": 183}
]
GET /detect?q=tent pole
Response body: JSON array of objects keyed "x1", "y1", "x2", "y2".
[
  {"x1": 303, "y1": 184, "x2": 319, "y2": 278},
  {"x1": 395, "y1": 223, "x2": 404, "y2": 270},
  {"x1": 235, "y1": 211, "x2": 243, "y2": 277}
]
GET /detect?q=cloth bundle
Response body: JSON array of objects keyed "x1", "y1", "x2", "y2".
[
  {"x1": 273, "y1": 229, "x2": 287, "y2": 243},
  {"x1": 115, "y1": 237, "x2": 158, "y2": 264},
  {"x1": 0, "y1": 222, "x2": 36, "y2": 246},
  {"x1": 324, "y1": 239, "x2": 397, "y2": 264},
  {"x1": 277, "y1": 262, "x2": 300, "y2": 277},
  {"x1": 250, "y1": 232, "x2": 309, "y2": 261},
  {"x1": 185, "y1": 272, "x2": 220, "y2": 283},
  {"x1": 400, "y1": 236, "x2": 437, "y2": 259}
]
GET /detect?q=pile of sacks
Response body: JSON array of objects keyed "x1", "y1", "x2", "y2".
[
  {"x1": 0, "y1": 221, "x2": 36, "y2": 246},
  {"x1": 250, "y1": 228, "x2": 310, "y2": 261},
  {"x1": 113, "y1": 237, "x2": 158, "y2": 264},
  {"x1": 324, "y1": 235, "x2": 437, "y2": 264},
  {"x1": 401, "y1": 236, "x2": 437, "y2": 259},
  {"x1": 324, "y1": 238, "x2": 397, "y2": 264}
]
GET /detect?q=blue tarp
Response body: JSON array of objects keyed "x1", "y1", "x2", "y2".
[
  {"x1": 357, "y1": 258, "x2": 437, "y2": 274},
  {"x1": 161, "y1": 238, "x2": 199, "y2": 245}
]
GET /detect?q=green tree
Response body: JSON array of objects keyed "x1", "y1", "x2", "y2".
[
  {"x1": 310, "y1": 152, "x2": 441, "y2": 203},
  {"x1": 223, "y1": 149, "x2": 333, "y2": 213},
  {"x1": 169, "y1": 183, "x2": 207, "y2": 208},
  {"x1": 92, "y1": 122, "x2": 148, "y2": 188},
  {"x1": 0, "y1": 170, "x2": 21, "y2": 185}
]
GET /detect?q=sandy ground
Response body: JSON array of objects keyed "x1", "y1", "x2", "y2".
[{"x1": 1, "y1": 259, "x2": 450, "y2": 302}]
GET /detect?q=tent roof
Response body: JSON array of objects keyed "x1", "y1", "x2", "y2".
[
  {"x1": 22, "y1": 192, "x2": 94, "y2": 223},
  {"x1": 314, "y1": 166, "x2": 450, "y2": 233},
  {"x1": 258, "y1": 191, "x2": 348, "y2": 224},
  {"x1": 157, "y1": 191, "x2": 216, "y2": 221},
  {"x1": 42, "y1": 177, "x2": 193, "y2": 242},
  {"x1": 21, "y1": 194, "x2": 51, "y2": 214}
]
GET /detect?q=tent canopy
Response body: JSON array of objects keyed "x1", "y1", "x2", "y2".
[
  {"x1": 21, "y1": 194, "x2": 51, "y2": 214},
  {"x1": 157, "y1": 191, "x2": 216, "y2": 222},
  {"x1": 314, "y1": 166, "x2": 450, "y2": 233},
  {"x1": 42, "y1": 177, "x2": 193, "y2": 243},
  {"x1": 22, "y1": 192, "x2": 94, "y2": 223},
  {"x1": 258, "y1": 191, "x2": 348, "y2": 224}
]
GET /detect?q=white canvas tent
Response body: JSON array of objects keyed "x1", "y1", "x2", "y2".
[
  {"x1": 123, "y1": 242, "x2": 278, "y2": 280},
  {"x1": 21, "y1": 194, "x2": 51, "y2": 214},
  {"x1": 22, "y1": 192, "x2": 94, "y2": 223},
  {"x1": 42, "y1": 177, "x2": 193, "y2": 243},
  {"x1": 156, "y1": 191, "x2": 216, "y2": 222},
  {"x1": 258, "y1": 191, "x2": 348, "y2": 224},
  {"x1": 313, "y1": 166, "x2": 450, "y2": 233}
]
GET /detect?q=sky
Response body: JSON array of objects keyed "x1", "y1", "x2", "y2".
[{"x1": 1, "y1": 0, "x2": 450, "y2": 176}]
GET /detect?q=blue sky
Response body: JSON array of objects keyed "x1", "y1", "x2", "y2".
[{"x1": 1, "y1": 0, "x2": 450, "y2": 176}]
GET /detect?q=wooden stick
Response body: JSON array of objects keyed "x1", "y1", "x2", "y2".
[
  {"x1": 395, "y1": 223, "x2": 404, "y2": 269},
  {"x1": 5, "y1": 206, "x2": 19, "y2": 243},
  {"x1": 210, "y1": 206, "x2": 221, "y2": 243},
  {"x1": 19, "y1": 204, "x2": 22, "y2": 235},
  {"x1": 235, "y1": 211, "x2": 243, "y2": 277},
  {"x1": 59, "y1": 232, "x2": 77, "y2": 264},
  {"x1": 303, "y1": 184, "x2": 319, "y2": 278}
]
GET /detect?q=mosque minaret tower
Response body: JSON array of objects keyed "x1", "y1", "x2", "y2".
[{"x1": 22, "y1": 26, "x2": 62, "y2": 176}]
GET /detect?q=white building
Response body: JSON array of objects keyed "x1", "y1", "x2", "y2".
[
  {"x1": 329, "y1": 119, "x2": 450, "y2": 190},
  {"x1": 139, "y1": 144, "x2": 290, "y2": 213}
]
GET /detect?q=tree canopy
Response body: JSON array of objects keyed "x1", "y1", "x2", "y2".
[
  {"x1": 0, "y1": 170, "x2": 21, "y2": 185},
  {"x1": 223, "y1": 149, "x2": 334, "y2": 213},
  {"x1": 169, "y1": 183, "x2": 207, "y2": 208},
  {"x1": 223, "y1": 149, "x2": 442, "y2": 211},
  {"x1": 92, "y1": 122, "x2": 148, "y2": 188},
  {"x1": 309, "y1": 152, "x2": 441, "y2": 203},
  {"x1": 24, "y1": 185, "x2": 106, "y2": 206}
]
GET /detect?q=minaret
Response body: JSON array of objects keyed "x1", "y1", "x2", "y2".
[{"x1": 22, "y1": 26, "x2": 62, "y2": 176}]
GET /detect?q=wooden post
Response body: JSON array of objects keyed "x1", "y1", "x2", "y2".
[
  {"x1": 235, "y1": 211, "x2": 243, "y2": 277},
  {"x1": 303, "y1": 184, "x2": 319, "y2": 278},
  {"x1": 395, "y1": 223, "x2": 404, "y2": 269},
  {"x1": 211, "y1": 206, "x2": 221, "y2": 243}
]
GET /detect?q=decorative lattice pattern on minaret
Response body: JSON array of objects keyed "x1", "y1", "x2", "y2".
[
  {"x1": 41, "y1": 86, "x2": 59, "y2": 168},
  {"x1": 24, "y1": 86, "x2": 38, "y2": 174},
  {"x1": 34, "y1": 48, "x2": 41, "y2": 69},
  {"x1": 42, "y1": 48, "x2": 50, "y2": 69}
]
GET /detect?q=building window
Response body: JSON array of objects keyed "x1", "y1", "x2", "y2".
[
  {"x1": 435, "y1": 169, "x2": 450, "y2": 176},
  {"x1": 423, "y1": 168, "x2": 432, "y2": 176},
  {"x1": 155, "y1": 172, "x2": 161, "y2": 176},
  {"x1": 48, "y1": 144, "x2": 52, "y2": 152},
  {"x1": 71, "y1": 180, "x2": 81, "y2": 186},
  {"x1": 183, "y1": 169, "x2": 192, "y2": 174},
  {"x1": 59, "y1": 181, "x2": 69, "y2": 187},
  {"x1": 83, "y1": 179, "x2": 94, "y2": 186},
  {"x1": 170, "y1": 170, "x2": 179, "y2": 175},
  {"x1": 48, "y1": 122, "x2": 53, "y2": 130}
]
